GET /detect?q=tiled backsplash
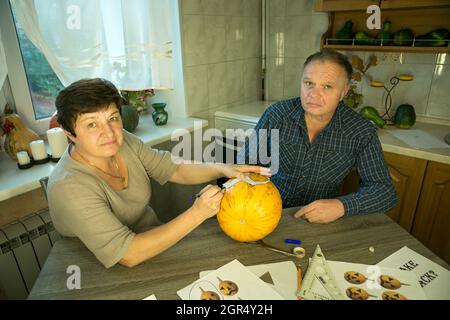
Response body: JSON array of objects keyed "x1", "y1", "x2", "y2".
[
  {"x1": 180, "y1": 0, "x2": 262, "y2": 120},
  {"x1": 266, "y1": 0, "x2": 450, "y2": 121}
]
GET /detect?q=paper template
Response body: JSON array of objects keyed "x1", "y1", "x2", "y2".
[
  {"x1": 200, "y1": 261, "x2": 298, "y2": 300},
  {"x1": 378, "y1": 246, "x2": 450, "y2": 300},
  {"x1": 177, "y1": 259, "x2": 285, "y2": 300},
  {"x1": 328, "y1": 260, "x2": 427, "y2": 300}
]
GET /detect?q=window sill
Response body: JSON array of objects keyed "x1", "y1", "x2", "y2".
[{"x1": 0, "y1": 115, "x2": 208, "y2": 202}]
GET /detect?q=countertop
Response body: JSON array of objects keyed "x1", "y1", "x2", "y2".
[
  {"x1": 28, "y1": 206, "x2": 449, "y2": 299},
  {"x1": 0, "y1": 115, "x2": 207, "y2": 202},
  {"x1": 214, "y1": 101, "x2": 450, "y2": 165}
]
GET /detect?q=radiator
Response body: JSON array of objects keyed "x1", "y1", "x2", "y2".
[{"x1": 0, "y1": 210, "x2": 61, "y2": 299}]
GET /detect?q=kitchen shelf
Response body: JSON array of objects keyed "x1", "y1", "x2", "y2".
[
  {"x1": 319, "y1": 4, "x2": 450, "y2": 54},
  {"x1": 322, "y1": 43, "x2": 450, "y2": 53}
]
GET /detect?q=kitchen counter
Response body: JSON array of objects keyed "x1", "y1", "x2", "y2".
[
  {"x1": 214, "y1": 100, "x2": 450, "y2": 165},
  {"x1": 0, "y1": 115, "x2": 207, "y2": 202}
]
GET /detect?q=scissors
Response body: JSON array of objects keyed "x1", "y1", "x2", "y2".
[{"x1": 250, "y1": 240, "x2": 306, "y2": 259}]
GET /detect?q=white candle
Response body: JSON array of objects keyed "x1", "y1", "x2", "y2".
[
  {"x1": 29, "y1": 140, "x2": 47, "y2": 160},
  {"x1": 46, "y1": 127, "x2": 68, "y2": 158},
  {"x1": 16, "y1": 151, "x2": 31, "y2": 165}
]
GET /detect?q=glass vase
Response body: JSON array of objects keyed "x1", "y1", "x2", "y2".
[{"x1": 151, "y1": 103, "x2": 168, "y2": 126}]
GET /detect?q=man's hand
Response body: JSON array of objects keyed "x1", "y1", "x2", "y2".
[
  {"x1": 294, "y1": 199, "x2": 345, "y2": 223},
  {"x1": 220, "y1": 164, "x2": 272, "y2": 179}
]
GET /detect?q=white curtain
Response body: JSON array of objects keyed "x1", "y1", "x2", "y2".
[
  {"x1": 0, "y1": 31, "x2": 7, "y2": 89},
  {"x1": 11, "y1": 0, "x2": 173, "y2": 90}
]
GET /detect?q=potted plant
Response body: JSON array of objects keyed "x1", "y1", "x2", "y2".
[{"x1": 120, "y1": 89, "x2": 155, "y2": 132}]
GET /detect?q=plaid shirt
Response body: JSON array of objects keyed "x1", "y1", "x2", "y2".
[{"x1": 237, "y1": 97, "x2": 398, "y2": 216}]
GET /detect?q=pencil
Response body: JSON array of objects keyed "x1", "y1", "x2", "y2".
[{"x1": 297, "y1": 265, "x2": 303, "y2": 300}]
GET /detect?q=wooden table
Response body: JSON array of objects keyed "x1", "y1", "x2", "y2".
[{"x1": 28, "y1": 207, "x2": 449, "y2": 300}]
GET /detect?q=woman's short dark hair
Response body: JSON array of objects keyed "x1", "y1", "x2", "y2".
[
  {"x1": 304, "y1": 49, "x2": 353, "y2": 83},
  {"x1": 55, "y1": 78, "x2": 123, "y2": 136}
]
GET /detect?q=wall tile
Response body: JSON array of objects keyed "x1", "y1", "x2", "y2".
[
  {"x1": 269, "y1": 0, "x2": 286, "y2": 17},
  {"x1": 285, "y1": 0, "x2": 313, "y2": 16},
  {"x1": 243, "y1": 0, "x2": 262, "y2": 17},
  {"x1": 361, "y1": 81, "x2": 383, "y2": 111},
  {"x1": 244, "y1": 58, "x2": 262, "y2": 102},
  {"x1": 182, "y1": 15, "x2": 207, "y2": 67},
  {"x1": 311, "y1": 13, "x2": 328, "y2": 52},
  {"x1": 226, "y1": 17, "x2": 245, "y2": 60},
  {"x1": 427, "y1": 64, "x2": 450, "y2": 118},
  {"x1": 244, "y1": 16, "x2": 262, "y2": 59},
  {"x1": 284, "y1": 16, "x2": 312, "y2": 58},
  {"x1": 204, "y1": 16, "x2": 226, "y2": 64},
  {"x1": 283, "y1": 58, "x2": 303, "y2": 98},
  {"x1": 267, "y1": 57, "x2": 285, "y2": 101},
  {"x1": 436, "y1": 53, "x2": 450, "y2": 65},
  {"x1": 207, "y1": 63, "x2": 228, "y2": 108},
  {"x1": 404, "y1": 53, "x2": 437, "y2": 65},
  {"x1": 184, "y1": 65, "x2": 209, "y2": 115},
  {"x1": 227, "y1": 61, "x2": 245, "y2": 104},
  {"x1": 225, "y1": 0, "x2": 244, "y2": 16},
  {"x1": 203, "y1": 0, "x2": 225, "y2": 15},
  {"x1": 181, "y1": 0, "x2": 204, "y2": 15},
  {"x1": 268, "y1": 17, "x2": 285, "y2": 58},
  {"x1": 392, "y1": 64, "x2": 434, "y2": 115}
]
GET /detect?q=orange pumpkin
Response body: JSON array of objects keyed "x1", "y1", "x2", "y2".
[{"x1": 217, "y1": 173, "x2": 282, "y2": 242}]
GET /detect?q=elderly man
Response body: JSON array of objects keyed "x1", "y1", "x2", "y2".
[{"x1": 238, "y1": 49, "x2": 397, "y2": 223}]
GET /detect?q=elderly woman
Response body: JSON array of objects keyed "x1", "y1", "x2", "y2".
[{"x1": 48, "y1": 78, "x2": 270, "y2": 268}]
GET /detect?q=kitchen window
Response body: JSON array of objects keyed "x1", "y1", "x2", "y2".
[{"x1": 0, "y1": 0, "x2": 180, "y2": 135}]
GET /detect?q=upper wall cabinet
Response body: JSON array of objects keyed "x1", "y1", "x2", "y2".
[
  {"x1": 315, "y1": 0, "x2": 450, "y2": 53},
  {"x1": 315, "y1": 0, "x2": 450, "y2": 12}
]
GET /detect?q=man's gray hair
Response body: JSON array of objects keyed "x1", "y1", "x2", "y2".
[{"x1": 304, "y1": 49, "x2": 353, "y2": 83}]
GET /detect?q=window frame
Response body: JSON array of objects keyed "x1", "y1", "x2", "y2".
[
  {"x1": 0, "y1": 0, "x2": 51, "y2": 135},
  {"x1": 0, "y1": 0, "x2": 187, "y2": 136}
]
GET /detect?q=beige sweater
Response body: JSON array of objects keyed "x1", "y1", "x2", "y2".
[{"x1": 48, "y1": 130, "x2": 178, "y2": 268}]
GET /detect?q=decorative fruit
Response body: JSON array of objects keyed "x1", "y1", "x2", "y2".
[
  {"x1": 49, "y1": 111, "x2": 61, "y2": 129},
  {"x1": 217, "y1": 173, "x2": 282, "y2": 242},
  {"x1": 393, "y1": 29, "x2": 414, "y2": 46},
  {"x1": 398, "y1": 74, "x2": 414, "y2": 81},
  {"x1": 360, "y1": 106, "x2": 386, "y2": 129},
  {"x1": 3, "y1": 114, "x2": 41, "y2": 161},
  {"x1": 376, "y1": 20, "x2": 393, "y2": 45},
  {"x1": 335, "y1": 20, "x2": 354, "y2": 45},
  {"x1": 415, "y1": 29, "x2": 449, "y2": 47},
  {"x1": 394, "y1": 104, "x2": 416, "y2": 129},
  {"x1": 370, "y1": 81, "x2": 384, "y2": 87}
]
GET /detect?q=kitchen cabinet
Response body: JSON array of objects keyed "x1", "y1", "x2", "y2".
[
  {"x1": 315, "y1": 0, "x2": 450, "y2": 53},
  {"x1": 384, "y1": 152, "x2": 428, "y2": 232},
  {"x1": 340, "y1": 152, "x2": 427, "y2": 232},
  {"x1": 341, "y1": 153, "x2": 450, "y2": 264},
  {"x1": 315, "y1": 0, "x2": 450, "y2": 12},
  {"x1": 412, "y1": 161, "x2": 450, "y2": 264}
]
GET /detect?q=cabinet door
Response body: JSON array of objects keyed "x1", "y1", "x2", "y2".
[
  {"x1": 381, "y1": 0, "x2": 450, "y2": 9},
  {"x1": 315, "y1": 0, "x2": 377, "y2": 12},
  {"x1": 384, "y1": 152, "x2": 427, "y2": 232},
  {"x1": 412, "y1": 161, "x2": 450, "y2": 264}
]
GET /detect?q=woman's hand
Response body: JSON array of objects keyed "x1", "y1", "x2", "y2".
[
  {"x1": 219, "y1": 164, "x2": 272, "y2": 179},
  {"x1": 191, "y1": 184, "x2": 224, "y2": 219}
]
